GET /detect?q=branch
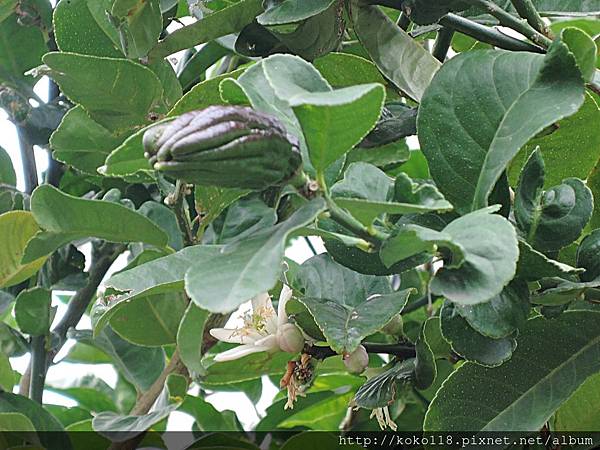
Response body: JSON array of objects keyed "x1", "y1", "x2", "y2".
[
  {"x1": 305, "y1": 342, "x2": 416, "y2": 360},
  {"x1": 440, "y1": 14, "x2": 544, "y2": 53},
  {"x1": 28, "y1": 336, "x2": 46, "y2": 403},
  {"x1": 466, "y1": 0, "x2": 552, "y2": 48},
  {"x1": 432, "y1": 27, "x2": 455, "y2": 61},
  {"x1": 16, "y1": 127, "x2": 37, "y2": 195},
  {"x1": 510, "y1": 0, "x2": 551, "y2": 37}
]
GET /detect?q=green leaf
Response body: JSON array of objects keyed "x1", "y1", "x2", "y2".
[
  {"x1": 177, "y1": 303, "x2": 209, "y2": 375},
  {"x1": 516, "y1": 239, "x2": 583, "y2": 281},
  {"x1": 257, "y1": 0, "x2": 334, "y2": 25},
  {"x1": 515, "y1": 149, "x2": 593, "y2": 252},
  {"x1": 148, "y1": 0, "x2": 263, "y2": 60},
  {"x1": 94, "y1": 245, "x2": 223, "y2": 335},
  {"x1": 0, "y1": 412, "x2": 37, "y2": 434},
  {"x1": 418, "y1": 41, "x2": 585, "y2": 214},
  {"x1": 509, "y1": 94, "x2": 600, "y2": 190},
  {"x1": 577, "y1": 229, "x2": 600, "y2": 281},
  {"x1": 64, "y1": 342, "x2": 112, "y2": 365},
  {"x1": 201, "y1": 351, "x2": 292, "y2": 387},
  {"x1": 331, "y1": 162, "x2": 452, "y2": 225},
  {"x1": 424, "y1": 311, "x2": 600, "y2": 432},
  {"x1": 138, "y1": 201, "x2": 184, "y2": 251},
  {"x1": 531, "y1": 277, "x2": 600, "y2": 306},
  {"x1": 185, "y1": 198, "x2": 325, "y2": 313},
  {"x1": 14, "y1": 287, "x2": 51, "y2": 336},
  {"x1": 381, "y1": 207, "x2": 519, "y2": 305},
  {"x1": 0, "y1": 146, "x2": 16, "y2": 186},
  {"x1": 93, "y1": 404, "x2": 178, "y2": 441},
  {"x1": 23, "y1": 185, "x2": 168, "y2": 262},
  {"x1": 352, "y1": 359, "x2": 414, "y2": 409},
  {"x1": 422, "y1": 317, "x2": 452, "y2": 360},
  {"x1": 109, "y1": 292, "x2": 188, "y2": 347},
  {"x1": 0, "y1": 393, "x2": 71, "y2": 449},
  {"x1": 313, "y1": 52, "x2": 387, "y2": 89},
  {"x1": 0, "y1": 211, "x2": 47, "y2": 288},
  {"x1": 110, "y1": 0, "x2": 162, "y2": 59},
  {"x1": 0, "y1": 352, "x2": 14, "y2": 391},
  {"x1": 72, "y1": 328, "x2": 165, "y2": 391},
  {"x1": 260, "y1": 54, "x2": 385, "y2": 173},
  {"x1": 350, "y1": 1, "x2": 440, "y2": 102},
  {"x1": 195, "y1": 186, "x2": 250, "y2": 236},
  {"x1": 178, "y1": 395, "x2": 240, "y2": 431},
  {"x1": 53, "y1": 0, "x2": 123, "y2": 57},
  {"x1": 0, "y1": 15, "x2": 46, "y2": 86},
  {"x1": 47, "y1": 376, "x2": 118, "y2": 413},
  {"x1": 50, "y1": 106, "x2": 128, "y2": 175},
  {"x1": 178, "y1": 41, "x2": 230, "y2": 91},
  {"x1": 42, "y1": 52, "x2": 165, "y2": 132},
  {"x1": 414, "y1": 324, "x2": 436, "y2": 390},
  {"x1": 561, "y1": 27, "x2": 598, "y2": 82},
  {"x1": 294, "y1": 253, "x2": 391, "y2": 303},
  {"x1": 440, "y1": 301, "x2": 516, "y2": 367},
  {"x1": 0, "y1": 1, "x2": 17, "y2": 23},
  {"x1": 401, "y1": 0, "x2": 470, "y2": 25},
  {"x1": 455, "y1": 280, "x2": 530, "y2": 339},
  {"x1": 301, "y1": 289, "x2": 412, "y2": 354},
  {"x1": 554, "y1": 371, "x2": 600, "y2": 431}
]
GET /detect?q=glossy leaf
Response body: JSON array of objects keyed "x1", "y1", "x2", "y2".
[
  {"x1": 0, "y1": 352, "x2": 14, "y2": 391},
  {"x1": 24, "y1": 185, "x2": 168, "y2": 262},
  {"x1": 110, "y1": 0, "x2": 162, "y2": 59},
  {"x1": 515, "y1": 149, "x2": 593, "y2": 252},
  {"x1": 331, "y1": 162, "x2": 452, "y2": 225},
  {"x1": 516, "y1": 240, "x2": 583, "y2": 281},
  {"x1": 414, "y1": 324, "x2": 436, "y2": 390},
  {"x1": 185, "y1": 198, "x2": 325, "y2": 313},
  {"x1": 0, "y1": 146, "x2": 16, "y2": 186},
  {"x1": 381, "y1": 206, "x2": 519, "y2": 305},
  {"x1": 42, "y1": 52, "x2": 165, "y2": 132},
  {"x1": 257, "y1": 0, "x2": 334, "y2": 25},
  {"x1": 177, "y1": 303, "x2": 209, "y2": 375},
  {"x1": 418, "y1": 41, "x2": 585, "y2": 214},
  {"x1": 0, "y1": 14, "x2": 46, "y2": 85},
  {"x1": 350, "y1": 1, "x2": 440, "y2": 101},
  {"x1": 440, "y1": 301, "x2": 516, "y2": 367},
  {"x1": 352, "y1": 359, "x2": 414, "y2": 409},
  {"x1": 148, "y1": 0, "x2": 263, "y2": 60},
  {"x1": 554, "y1": 371, "x2": 600, "y2": 431},
  {"x1": 577, "y1": 229, "x2": 600, "y2": 281},
  {"x1": 455, "y1": 280, "x2": 530, "y2": 339},
  {"x1": 14, "y1": 287, "x2": 51, "y2": 336},
  {"x1": 425, "y1": 311, "x2": 600, "y2": 432},
  {"x1": 301, "y1": 289, "x2": 412, "y2": 354},
  {"x1": 95, "y1": 245, "x2": 223, "y2": 334},
  {"x1": 0, "y1": 211, "x2": 46, "y2": 288}
]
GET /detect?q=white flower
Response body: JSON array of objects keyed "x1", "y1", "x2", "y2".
[
  {"x1": 370, "y1": 406, "x2": 397, "y2": 431},
  {"x1": 209, "y1": 285, "x2": 304, "y2": 362}
]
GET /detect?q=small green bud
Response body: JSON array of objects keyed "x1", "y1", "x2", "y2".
[{"x1": 343, "y1": 345, "x2": 369, "y2": 374}]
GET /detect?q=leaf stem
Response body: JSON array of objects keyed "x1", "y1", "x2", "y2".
[
  {"x1": 439, "y1": 14, "x2": 544, "y2": 53},
  {"x1": 509, "y1": 0, "x2": 551, "y2": 37},
  {"x1": 432, "y1": 27, "x2": 455, "y2": 61},
  {"x1": 401, "y1": 295, "x2": 431, "y2": 314},
  {"x1": 324, "y1": 196, "x2": 389, "y2": 247},
  {"x1": 466, "y1": 0, "x2": 552, "y2": 48}
]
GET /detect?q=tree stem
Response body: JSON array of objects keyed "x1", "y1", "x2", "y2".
[
  {"x1": 28, "y1": 335, "x2": 46, "y2": 403},
  {"x1": 440, "y1": 14, "x2": 544, "y2": 53},
  {"x1": 510, "y1": 0, "x2": 551, "y2": 37},
  {"x1": 467, "y1": 0, "x2": 552, "y2": 48}
]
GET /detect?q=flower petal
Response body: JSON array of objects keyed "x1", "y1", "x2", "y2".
[
  {"x1": 251, "y1": 292, "x2": 271, "y2": 312},
  {"x1": 213, "y1": 344, "x2": 271, "y2": 362},
  {"x1": 209, "y1": 328, "x2": 258, "y2": 344},
  {"x1": 254, "y1": 334, "x2": 279, "y2": 351},
  {"x1": 277, "y1": 284, "x2": 293, "y2": 327}
]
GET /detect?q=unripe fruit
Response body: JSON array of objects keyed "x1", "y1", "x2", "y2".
[
  {"x1": 143, "y1": 106, "x2": 302, "y2": 190},
  {"x1": 276, "y1": 323, "x2": 305, "y2": 354},
  {"x1": 343, "y1": 345, "x2": 369, "y2": 374}
]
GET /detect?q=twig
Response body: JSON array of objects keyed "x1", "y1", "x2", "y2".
[
  {"x1": 396, "y1": 12, "x2": 410, "y2": 30},
  {"x1": 440, "y1": 14, "x2": 544, "y2": 53},
  {"x1": 169, "y1": 180, "x2": 195, "y2": 246},
  {"x1": 325, "y1": 196, "x2": 389, "y2": 247},
  {"x1": 509, "y1": 0, "x2": 551, "y2": 37},
  {"x1": 28, "y1": 336, "x2": 46, "y2": 403},
  {"x1": 401, "y1": 295, "x2": 430, "y2": 315},
  {"x1": 305, "y1": 342, "x2": 416, "y2": 360},
  {"x1": 466, "y1": 0, "x2": 552, "y2": 48},
  {"x1": 432, "y1": 27, "x2": 455, "y2": 61},
  {"x1": 16, "y1": 127, "x2": 38, "y2": 195},
  {"x1": 304, "y1": 236, "x2": 318, "y2": 256}
]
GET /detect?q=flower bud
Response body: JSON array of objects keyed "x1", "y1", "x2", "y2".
[
  {"x1": 276, "y1": 323, "x2": 305, "y2": 354},
  {"x1": 343, "y1": 345, "x2": 369, "y2": 374}
]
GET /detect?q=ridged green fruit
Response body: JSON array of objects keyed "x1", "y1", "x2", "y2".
[{"x1": 143, "y1": 106, "x2": 302, "y2": 189}]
